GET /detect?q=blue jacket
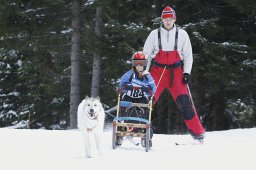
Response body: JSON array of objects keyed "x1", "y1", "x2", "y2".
[{"x1": 118, "y1": 70, "x2": 156, "y2": 97}]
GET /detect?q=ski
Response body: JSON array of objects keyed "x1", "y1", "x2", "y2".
[{"x1": 174, "y1": 141, "x2": 204, "y2": 146}]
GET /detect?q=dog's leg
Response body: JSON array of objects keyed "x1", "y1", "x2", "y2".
[
  {"x1": 94, "y1": 129, "x2": 103, "y2": 156},
  {"x1": 81, "y1": 129, "x2": 92, "y2": 158}
]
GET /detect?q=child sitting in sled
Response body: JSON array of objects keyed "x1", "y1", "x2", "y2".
[
  {"x1": 118, "y1": 51, "x2": 156, "y2": 104},
  {"x1": 117, "y1": 51, "x2": 156, "y2": 147}
]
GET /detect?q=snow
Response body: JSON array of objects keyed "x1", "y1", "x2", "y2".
[
  {"x1": 0, "y1": 92, "x2": 20, "y2": 97},
  {"x1": 61, "y1": 28, "x2": 72, "y2": 34},
  {"x1": 21, "y1": 8, "x2": 44, "y2": 14},
  {"x1": 0, "y1": 127, "x2": 255, "y2": 170},
  {"x1": 84, "y1": 0, "x2": 95, "y2": 6}
]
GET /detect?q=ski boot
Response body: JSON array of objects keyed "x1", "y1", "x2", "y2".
[{"x1": 189, "y1": 130, "x2": 205, "y2": 143}]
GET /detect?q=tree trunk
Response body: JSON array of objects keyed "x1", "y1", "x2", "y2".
[
  {"x1": 69, "y1": 0, "x2": 81, "y2": 129},
  {"x1": 91, "y1": 6, "x2": 102, "y2": 97},
  {"x1": 212, "y1": 88, "x2": 227, "y2": 130},
  {"x1": 207, "y1": 86, "x2": 227, "y2": 131}
]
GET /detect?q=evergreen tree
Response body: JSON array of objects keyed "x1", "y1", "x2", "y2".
[
  {"x1": 184, "y1": 0, "x2": 256, "y2": 130},
  {"x1": 0, "y1": 0, "x2": 72, "y2": 128},
  {"x1": 0, "y1": 0, "x2": 255, "y2": 131}
]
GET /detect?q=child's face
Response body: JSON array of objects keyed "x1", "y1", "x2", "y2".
[{"x1": 135, "y1": 65, "x2": 144, "y2": 72}]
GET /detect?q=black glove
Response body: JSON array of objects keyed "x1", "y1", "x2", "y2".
[
  {"x1": 141, "y1": 85, "x2": 150, "y2": 93},
  {"x1": 183, "y1": 73, "x2": 190, "y2": 84},
  {"x1": 125, "y1": 83, "x2": 133, "y2": 90}
]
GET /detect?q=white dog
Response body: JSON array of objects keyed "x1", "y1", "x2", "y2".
[{"x1": 77, "y1": 96, "x2": 105, "y2": 158}]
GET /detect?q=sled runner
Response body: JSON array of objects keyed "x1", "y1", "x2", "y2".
[{"x1": 112, "y1": 89, "x2": 153, "y2": 152}]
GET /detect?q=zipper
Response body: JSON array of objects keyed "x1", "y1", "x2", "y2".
[{"x1": 167, "y1": 31, "x2": 169, "y2": 43}]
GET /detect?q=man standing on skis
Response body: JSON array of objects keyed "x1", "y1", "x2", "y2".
[{"x1": 143, "y1": 6, "x2": 205, "y2": 142}]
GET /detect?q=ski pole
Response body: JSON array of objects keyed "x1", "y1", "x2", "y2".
[
  {"x1": 153, "y1": 66, "x2": 166, "y2": 99},
  {"x1": 186, "y1": 84, "x2": 195, "y2": 109},
  {"x1": 148, "y1": 66, "x2": 166, "y2": 120}
]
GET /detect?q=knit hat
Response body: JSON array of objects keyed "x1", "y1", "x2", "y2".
[{"x1": 161, "y1": 6, "x2": 176, "y2": 19}]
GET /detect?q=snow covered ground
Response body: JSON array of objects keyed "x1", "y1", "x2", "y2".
[{"x1": 0, "y1": 127, "x2": 255, "y2": 170}]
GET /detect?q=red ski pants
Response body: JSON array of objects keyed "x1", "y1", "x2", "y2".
[{"x1": 150, "y1": 50, "x2": 205, "y2": 135}]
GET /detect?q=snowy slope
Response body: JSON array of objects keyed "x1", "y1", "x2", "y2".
[{"x1": 0, "y1": 127, "x2": 255, "y2": 170}]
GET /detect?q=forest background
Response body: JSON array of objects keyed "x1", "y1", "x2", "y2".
[{"x1": 0, "y1": 0, "x2": 255, "y2": 134}]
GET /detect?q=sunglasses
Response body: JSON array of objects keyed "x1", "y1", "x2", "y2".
[
  {"x1": 162, "y1": 18, "x2": 175, "y2": 22},
  {"x1": 132, "y1": 60, "x2": 146, "y2": 66}
]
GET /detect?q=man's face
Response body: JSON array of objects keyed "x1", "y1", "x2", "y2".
[{"x1": 162, "y1": 18, "x2": 175, "y2": 30}]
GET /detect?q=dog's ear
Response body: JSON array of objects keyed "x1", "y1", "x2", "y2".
[
  {"x1": 85, "y1": 95, "x2": 90, "y2": 99},
  {"x1": 95, "y1": 96, "x2": 100, "y2": 101}
]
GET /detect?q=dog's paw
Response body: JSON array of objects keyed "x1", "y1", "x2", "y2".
[
  {"x1": 98, "y1": 151, "x2": 103, "y2": 156},
  {"x1": 86, "y1": 154, "x2": 92, "y2": 158}
]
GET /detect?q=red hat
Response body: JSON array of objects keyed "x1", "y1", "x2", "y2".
[{"x1": 161, "y1": 6, "x2": 176, "y2": 19}]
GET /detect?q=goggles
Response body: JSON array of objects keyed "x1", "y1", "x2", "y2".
[
  {"x1": 132, "y1": 60, "x2": 147, "y2": 66},
  {"x1": 162, "y1": 18, "x2": 175, "y2": 22}
]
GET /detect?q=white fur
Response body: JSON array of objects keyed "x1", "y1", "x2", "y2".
[{"x1": 77, "y1": 96, "x2": 105, "y2": 158}]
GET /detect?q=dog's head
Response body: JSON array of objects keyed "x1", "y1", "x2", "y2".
[{"x1": 83, "y1": 96, "x2": 103, "y2": 120}]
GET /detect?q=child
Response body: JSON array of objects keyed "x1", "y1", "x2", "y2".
[
  {"x1": 118, "y1": 51, "x2": 156, "y2": 103},
  {"x1": 117, "y1": 51, "x2": 156, "y2": 147}
]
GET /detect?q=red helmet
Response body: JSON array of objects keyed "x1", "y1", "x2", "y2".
[
  {"x1": 131, "y1": 51, "x2": 147, "y2": 66},
  {"x1": 132, "y1": 51, "x2": 147, "y2": 60}
]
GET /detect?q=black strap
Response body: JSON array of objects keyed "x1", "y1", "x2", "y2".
[
  {"x1": 153, "y1": 60, "x2": 183, "y2": 69},
  {"x1": 153, "y1": 61, "x2": 183, "y2": 87},
  {"x1": 174, "y1": 27, "x2": 179, "y2": 50},
  {"x1": 158, "y1": 27, "x2": 179, "y2": 50},
  {"x1": 158, "y1": 28, "x2": 162, "y2": 50},
  {"x1": 129, "y1": 73, "x2": 134, "y2": 83}
]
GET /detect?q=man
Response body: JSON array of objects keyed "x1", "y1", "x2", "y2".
[{"x1": 143, "y1": 6, "x2": 205, "y2": 142}]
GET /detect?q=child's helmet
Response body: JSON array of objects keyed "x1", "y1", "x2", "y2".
[{"x1": 131, "y1": 51, "x2": 147, "y2": 67}]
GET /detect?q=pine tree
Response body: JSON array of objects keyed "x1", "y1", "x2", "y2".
[{"x1": 0, "y1": 0, "x2": 72, "y2": 128}]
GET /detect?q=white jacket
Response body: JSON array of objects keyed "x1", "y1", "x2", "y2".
[{"x1": 143, "y1": 25, "x2": 193, "y2": 74}]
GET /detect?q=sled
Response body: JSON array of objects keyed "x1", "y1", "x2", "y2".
[{"x1": 112, "y1": 92, "x2": 153, "y2": 152}]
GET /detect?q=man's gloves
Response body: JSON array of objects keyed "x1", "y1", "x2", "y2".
[{"x1": 183, "y1": 73, "x2": 190, "y2": 84}]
